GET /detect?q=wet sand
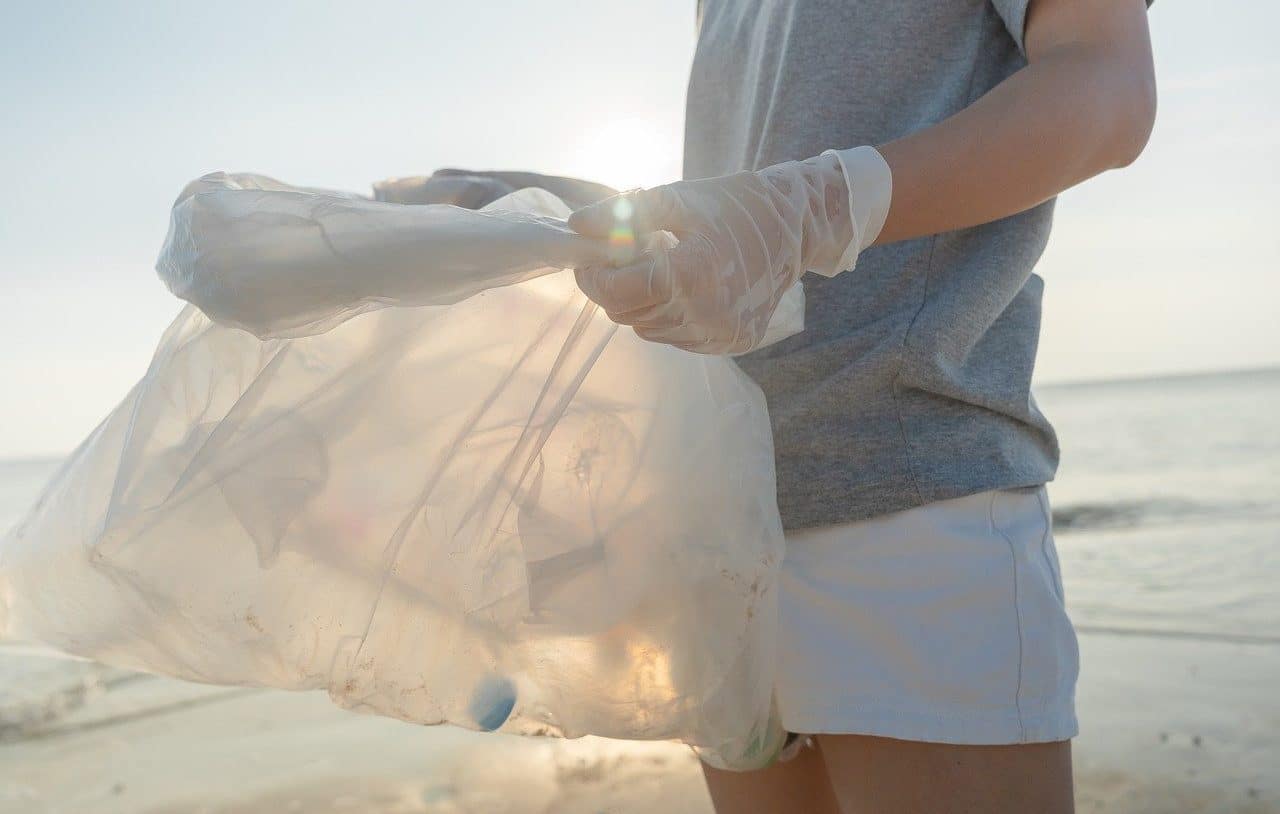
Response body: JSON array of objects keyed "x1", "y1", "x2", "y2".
[{"x1": 1, "y1": 634, "x2": 1276, "y2": 813}]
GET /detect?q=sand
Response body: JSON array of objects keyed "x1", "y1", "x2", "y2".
[{"x1": 1, "y1": 633, "x2": 1276, "y2": 813}]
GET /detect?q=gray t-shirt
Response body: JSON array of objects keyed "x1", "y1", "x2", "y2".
[{"x1": 685, "y1": 0, "x2": 1059, "y2": 529}]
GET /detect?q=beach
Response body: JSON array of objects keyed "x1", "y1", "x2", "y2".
[
  {"x1": 2, "y1": 368, "x2": 1278, "y2": 812},
  {"x1": 1, "y1": 634, "x2": 1276, "y2": 813}
]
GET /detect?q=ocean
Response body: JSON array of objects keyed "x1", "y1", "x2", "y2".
[{"x1": 1037, "y1": 367, "x2": 1279, "y2": 645}]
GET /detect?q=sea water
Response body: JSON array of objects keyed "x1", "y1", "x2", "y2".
[{"x1": 1038, "y1": 366, "x2": 1279, "y2": 644}]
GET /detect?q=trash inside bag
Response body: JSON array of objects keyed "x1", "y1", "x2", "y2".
[{"x1": 0, "y1": 173, "x2": 795, "y2": 769}]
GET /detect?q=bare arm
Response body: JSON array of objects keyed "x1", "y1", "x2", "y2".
[
  {"x1": 875, "y1": 0, "x2": 1156, "y2": 244},
  {"x1": 564, "y1": 0, "x2": 1156, "y2": 354}
]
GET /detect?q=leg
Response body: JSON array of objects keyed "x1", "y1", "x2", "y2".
[
  {"x1": 701, "y1": 739, "x2": 843, "y2": 814},
  {"x1": 818, "y1": 734, "x2": 1074, "y2": 814},
  {"x1": 766, "y1": 488, "x2": 1079, "y2": 813}
]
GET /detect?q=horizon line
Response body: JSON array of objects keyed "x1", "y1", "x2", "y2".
[{"x1": 1037, "y1": 361, "x2": 1280, "y2": 390}]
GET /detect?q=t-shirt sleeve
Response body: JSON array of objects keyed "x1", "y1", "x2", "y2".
[
  {"x1": 989, "y1": 0, "x2": 1033, "y2": 55},
  {"x1": 990, "y1": 0, "x2": 1154, "y2": 57}
]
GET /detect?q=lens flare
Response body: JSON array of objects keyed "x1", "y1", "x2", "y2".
[{"x1": 608, "y1": 196, "x2": 636, "y2": 263}]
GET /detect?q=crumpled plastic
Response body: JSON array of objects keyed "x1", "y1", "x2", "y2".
[{"x1": 0, "y1": 172, "x2": 798, "y2": 769}]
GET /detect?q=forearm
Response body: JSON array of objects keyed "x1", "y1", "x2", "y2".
[{"x1": 874, "y1": 1, "x2": 1155, "y2": 245}]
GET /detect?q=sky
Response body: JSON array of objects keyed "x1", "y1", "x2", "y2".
[{"x1": 1, "y1": 1, "x2": 1277, "y2": 458}]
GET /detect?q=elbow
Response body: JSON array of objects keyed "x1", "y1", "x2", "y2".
[{"x1": 1110, "y1": 70, "x2": 1158, "y2": 169}]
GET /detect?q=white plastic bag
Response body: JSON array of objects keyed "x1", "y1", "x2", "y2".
[{"x1": 0, "y1": 174, "x2": 795, "y2": 768}]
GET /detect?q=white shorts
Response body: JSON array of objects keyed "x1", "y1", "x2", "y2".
[{"x1": 776, "y1": 486, "x2": 1079, "y2": 744}]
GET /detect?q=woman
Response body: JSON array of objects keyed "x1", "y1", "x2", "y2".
[{"x1": 564, "y1": 0, "x2": 1156, "y2": 811}]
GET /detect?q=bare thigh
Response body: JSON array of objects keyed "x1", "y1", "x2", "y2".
[
  {"x1": 820, "y1": 734, "x2": 1074, "y2": 814},
  {"x1": 701, "y1": 736, "x2": 1074, "y2": 814},
  {"x1": 701, "y1": 738, "x2": 842, "y2": 814}
]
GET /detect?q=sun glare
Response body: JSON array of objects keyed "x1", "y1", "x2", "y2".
[{"x1": 568, "y1": 117, "x2": 682, "y2": 191}]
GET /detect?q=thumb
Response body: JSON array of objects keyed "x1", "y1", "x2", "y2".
[
  {"x1": 567, "y1": 190, "x2": 641, "y2": 244},
  {"x1": 568, "y1": 184, "x2": 690, "y2": 238},
  {"x1": 567, "y1": 191, "x2": 640, "y2": 266},
  {"x1": 569, "y1": 185, "x2": 689, "y2": 267}
]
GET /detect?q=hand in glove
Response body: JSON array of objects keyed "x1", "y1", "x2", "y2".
[{"x1": 567, "y1": 147, "x2": 892, "y2": 354}]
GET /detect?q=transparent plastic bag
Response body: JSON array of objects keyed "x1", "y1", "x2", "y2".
[{"x1": 0, "y1": 173, "x2": 795, "y2": 768}]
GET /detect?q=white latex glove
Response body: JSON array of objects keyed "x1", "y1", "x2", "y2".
[{"x1": 568, "y1": 146, "x2": 892, "y2": 354}]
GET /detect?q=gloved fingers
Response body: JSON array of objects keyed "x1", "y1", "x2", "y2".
[
  {"x1": 580, "y1": 235, "x2": 727, "y2": 327},
  {"x1": 573, "y1": 251, "x2": 673, "y2": 315},
  {"x1": 602, "y1": 300, "x2": 670, "y2": 327},
  {"x1": 633, "y1": 323, "x2": 732, "y2": 355},
  {"x1": 634, "y1": 322, "x2": 709, "y2": 347},
  {"x1": 568, "y1": 184, "x2": 693, "y2": 241},
  {"x1": 631, "y1": 184, "x2": 698, "y2": 235}
]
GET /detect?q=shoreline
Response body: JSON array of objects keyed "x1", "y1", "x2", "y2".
[{"x1": 1, "y1": 633, "x2": 1275, "y2": 813}]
